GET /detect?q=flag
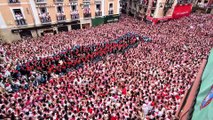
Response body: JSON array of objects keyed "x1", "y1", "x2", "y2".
[{"x1": 191, "y1": 49, "x2": 213, "y2": 120}]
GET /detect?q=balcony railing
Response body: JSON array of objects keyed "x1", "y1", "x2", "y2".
[
  {"x1": 54, "y1": 0, "x2": 64, "y2": 3},
  {"x1": 95, "y1": 11, "x2": 102, "y2": 17},
  {"x1": 39, "y1": 14, "x2": 51, "y2": 24},
  {"x1": 35, "y1": 0, "x2": 47, "y2": 4},
  {"x1": 57, "y1": 14, "x2": 66, "y2": 22},
  {"x1": 8, "y1": 0, "x2": 20, "y2": 3},
  {"x1": 108, "y1": 10, "x2": 114, "y2": 15},
  {"x1": 71, "y1": 13, "x2": 79, "y2": 20},
  {"x1": 84, "y1": 13, "x2": 91, "y2": 18},
  {"x1": 15, "y1": 19, "x2": 27, "y2": 26}
]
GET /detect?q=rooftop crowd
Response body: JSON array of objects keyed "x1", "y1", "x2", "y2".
[{"x1": 0, "y1": 13, "x2": 213, "y2": 119}]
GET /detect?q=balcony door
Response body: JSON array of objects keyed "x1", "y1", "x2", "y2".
[
  {"x1": 40, "y1": 7, "x2": 47, "y2": 14},
  {"x1": 95, "y1": 3, "x2": 102, "y2": 17},
  {"x1": 12, "y1": 8, "x2": 26, "y2": 25},
  {"x1": 71, "y1": 5, "x2": 77, "y2": 11},
  {"x1": 83, "y1": 4, "x2": 91, "y2": 18},
  {"x1": 109, "y1": 3, "x2": 114, "y2": 15},
  {"x1": 39, "y1": 7, "x2": 51, "y2": 23},
  {"x1": 57, "y1": 6, "x2": 63, "y2": 13}
]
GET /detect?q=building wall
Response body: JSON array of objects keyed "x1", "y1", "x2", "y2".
[
  {"x1": 0, "y1": 0, "x2": 35, "y2": 28},
  {"x1": 154, "y1": 0, "x2": 177, "y2": 18},
  {"x1": 0, "y1": 0, "x2": 120, "y2": 42}
]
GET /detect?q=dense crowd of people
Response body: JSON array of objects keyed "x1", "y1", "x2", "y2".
[{"x1": 0, "y1": 13, "x2": 212, "y2": 119}]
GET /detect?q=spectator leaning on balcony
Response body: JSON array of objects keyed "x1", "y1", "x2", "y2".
[
  {"x1": 15, "y1": 13, "x2": 21, "y2": 25},
  {"x1": 46, "y1": 12, "x2": 51, "y2": 22},
  {"x1": 84, "y1": 7, "x2": 90, "y2": 16},
  {"x1": 57, "y1": 12, "x2": 61, "y2": 21},
  {"x1": 57, "y1": 12, "x2": 65, "y2": 21},
  {"x1": 39, "y1": 13, "x2": 43, "y2": 23},
  {"x1": 71, "y1": 10, "x2": 79, "y2": 19},
  {"x1": 19, "y1": 13, "x2": 25, "y2": 25},
  {"x1": 42, "y1": 12, "x2": 47, "y2": 22}
]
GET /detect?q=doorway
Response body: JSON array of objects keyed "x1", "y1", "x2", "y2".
[
  {"x1": 82, "y1": 23, "x2": 90, "y2": 29},
  {"x1": 19, "y1": 30, "x2": 32, "y2": 38}
]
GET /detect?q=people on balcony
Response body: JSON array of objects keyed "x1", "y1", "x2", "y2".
[
  {"x1": 84, "y1": 7, "x2": 91, "y2": 17},
  {"x1": 15, "y1": 13, "x2": 26, "y2": 25},
  {"x1": 95, "y1": 9, "x2": 102, "y2": 16},
  {"x1": 39, "y1": 12, "x2": 51, "y2": 23},
  {"x1": 71, "y1": 10, "x2": 79, "y2": 19},
  {"x1": 57, "y1": 12, "x2": 65, "y2": 21},
  {"x1": 109, "y1": 9, "x2": 114, "y2": 15}
]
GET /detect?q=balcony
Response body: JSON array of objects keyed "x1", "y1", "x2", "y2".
[
  {"x1": 54, "y1": 0, "x2": 64, "y2": 3},
  {"x1": 71, "y1": 13, "x2": 79, "y2": 20},
  {"x1": 84, "y1": 13, "x2": 91, "y2": 18},
  {"x1": 95, "y1": 11, "x2": 102, "y2": 17},
  {"x1": 39, "y1": 13, "x2": 51, "y2": 24},
  {"x1": 57, "y1": 13, "x2": 66, "y2": 22},
  {"x1": 8, "y1": 0, "x2": 20, "y2": 4},
  {"x1": 15, "y1": 19, "x2": 27, "y2": 26},
  {"x1": 35, "y1": 0, "x2": 47, "y2": 4},
  {"x1": 108, "y1": 10, "x2": 114, "y2": 15}
]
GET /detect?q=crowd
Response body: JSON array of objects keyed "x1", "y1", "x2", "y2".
[{"x1": 0, "y1": 13, "x2": 213, "y2": 119}]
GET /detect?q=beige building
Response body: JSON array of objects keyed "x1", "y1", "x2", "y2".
[{"x1": 0, "y1": 0, "x2": 120, "y2": 42}]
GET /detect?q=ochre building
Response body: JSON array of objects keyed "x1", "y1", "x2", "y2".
[{"x1": 0, "y1": 0, "x2": 121, "y2": 42}]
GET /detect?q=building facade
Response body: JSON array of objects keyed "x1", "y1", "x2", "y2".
[
  {"x1": 192, "y1": 0, "x2": 213, "y2": 14},
  {"x1": 122, "y1": 0, "x2": 197, "y2": 23},
  {"x1": 0, "y1": 0, "x2": 120, "y2": 42}
]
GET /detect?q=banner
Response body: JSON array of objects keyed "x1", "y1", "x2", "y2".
[
  {"x1": 172, "y1": 4, "x2": 192, "y2": 19},
  {"x1": 92, "y1": 17, "x2": 105, "y2": 27},
  {"x1": 191, "y1": 49, "x2": 213, "y2": 120},
  {"x1": 104, "y1": 14, "x2": 120, "y2": 24}
]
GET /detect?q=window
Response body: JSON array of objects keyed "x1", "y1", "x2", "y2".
[
  {"x1": 84, "y1": 4, "x2": 90, "y2": 8},
  {"x1": 109, "y1": 3, "x2": 113, "y2": 9},
  {"x1": 13, "y1": 9, "x2": 22, "y2": 15},
  {"x1": 13, "y1": 9, "x2": 26, "y2": 25},
  {"x1": 83, "y1": 4, "x2": 91, "y2": 17},
  {"x1": 96, "y1": 4, "x2": 101, "y2": 10},
  {"x1": 39, "y1": 7, "x2": 51, "y2": 23},
  {"x1": 57, "y1": 6, "x2": 63, "y2": 13},
  {"x1": 40, "y1": 7, "x2": 47, "y2": 14},
  {"x1": 71, "y1": 5, "x2": 77, "y2": 11},
  {"x1": 204, "y1": 0, "x2": 208, "y2": 3},
  {"x1": 9, "y1": 0, "x2": 20, "y2": 3},
  {"x1": 95, "y1": 4, "x2": 102, "y2": 16}
]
